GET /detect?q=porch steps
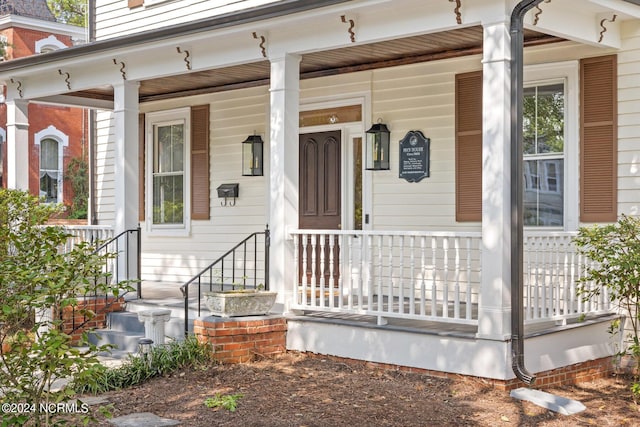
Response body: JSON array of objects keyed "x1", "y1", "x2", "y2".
[
  {"x1": 88, "y1": 281, "x2": 211, "y2": 354},
  {"x1": 88, "y1": 305, "x2": 189, "y2": 354}
]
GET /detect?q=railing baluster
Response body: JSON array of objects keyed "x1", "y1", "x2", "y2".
[
  {"x1": 302, "y1": 234, "x2": 308, "y2": 306},
  {"x1": 431, "y1": 236, "x2": 437, "y2": 317},
  {"x1": 329, "y1": 234, "x2": 335, "y2": 309},
  {"x1": 465, "y1": 237, "x2": 472, "y2": 320},
  {"x1": 366, "y1": 234, "x2": 373, "y2": 312},
  {"x1": 419, "y1": 236, "x2": 425, "y2": 316},
  {"x1": 311, "y1": 234, "x2": 317, "y2": 307},
  {"x1": 454, "y1": 237, "x2": 460, "y2": 320},
  {"x1": 398, "y1": 236, "x2": 405, "y2": 315},
  {"x1": 408, "y1": 237, "x2": 414, "y2": 315},
  {"x1": 319, "y1": 233, "x2": 326, "y2": 308},
  {"x1": 377, "y1": 235, "x2": 384, "y2": 313},
  {"x1": 387, "y1": 235, "x2": 394, "y2": 315}
]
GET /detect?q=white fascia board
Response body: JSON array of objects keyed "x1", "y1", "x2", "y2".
[
  {"x1": 34, "y1": 95, "x2": 114, "y2": 110},
  {"x1": 590, "y1": 0, "x2": 640, "y2": 18},
  {"x1": 525, "y1": 0, "x2": 622, "y2": 48}
]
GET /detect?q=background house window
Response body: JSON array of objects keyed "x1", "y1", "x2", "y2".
[
  {"x1": 40, "y1": 138, "x2": 61, "y2": 203},
  {"x1": 523, "y1": 83, "x2": 565, "y2": 227},
  {"x1": 35, "y1": 126, "x2": 69, "y2": 205},
  {"x1": 35, "y1": 35, "x2": 67, "y2": 53},
  {"x1": 149, "y1": 112, "x2": 189, "y2": 227}
]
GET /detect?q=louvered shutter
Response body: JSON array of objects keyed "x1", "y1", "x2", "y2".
[
  {"x1": 191, "y1": 105, "x2": 210, "y2": 220},
  {"x1": 580, "y1": 55, "x2": 617, "y2": 222},
  {"x1": 455, "y1": 71, "x2": 483, "y2": 222}
]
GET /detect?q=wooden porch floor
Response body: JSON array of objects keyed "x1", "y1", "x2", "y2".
[{"x1": 131, "y1": 281, "x2": 616, "y2": 339}]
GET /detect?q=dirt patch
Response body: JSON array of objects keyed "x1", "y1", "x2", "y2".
[{"x1": 88, "y1": 352, "x2": 639, "y2": 426}]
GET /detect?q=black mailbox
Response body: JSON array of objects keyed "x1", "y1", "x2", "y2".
[
  {"x1": 216, "y1": 183, "x2": 239, "y2": 206},
  {"x1": 217, "y1": 183, "x2": 239, "y2": 198}
]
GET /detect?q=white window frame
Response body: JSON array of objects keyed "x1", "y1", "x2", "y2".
[
  {"x1": 34, "y1": 125, "x2": 69, "y2": 204},
  {"x1": 524, "y1": 61, "x2": 579, "y2": 231},
  {"x1": 145, "y1": 107, "x2": 191, "y2": 235},
  {"x1": 35, "y1": 35, "x2": 67, "y2": 53}
]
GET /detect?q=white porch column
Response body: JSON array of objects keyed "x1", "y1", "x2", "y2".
[
  {"x1": 6, "y1": 99, "x2": 30, "y2": 190},
  {"x1": 112, "y1": 81, "x2": 140, "y2": 283},
  {"x1": 112, "y1": 81, "x2": 140, "y2": 234},
  {"x1": 269, "y1": 53, "x2": 301, "y2": 312},
  {"x1": 477, "y1": 21, "x2": 512, "y2": 340}
]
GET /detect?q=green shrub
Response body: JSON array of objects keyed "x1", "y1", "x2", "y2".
[
  {"x1": 574, "y1": 214, "x2": 640, "y2": 399},
  {"x1": 0, "y1": 189, "x2": 128, "y2": 426},
  {"x1": 74, "y1": 335, "x2": 211, "y2": 394}
]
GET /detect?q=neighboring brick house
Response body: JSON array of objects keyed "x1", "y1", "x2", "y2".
[{"x1": 0, "y1": 0, "x2": 87, "y2": 219}]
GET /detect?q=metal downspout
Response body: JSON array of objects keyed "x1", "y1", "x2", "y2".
[{"x1": 510, "y1": 0, "x2": 543, "y2": 386}]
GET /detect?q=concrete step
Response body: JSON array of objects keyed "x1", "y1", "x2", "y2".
[
  {"x1": 125, "y1": 300, "x2": 203, "y2": 322},
  {"x1": 108, "y1": 311, "x2": 145, "y2": 333},
  {"x1": 107, "y1": 310, "x2": 188, "y2": 337},
  {"x1": 88, "y1": 329, "x2": 145, "y2": 353}
]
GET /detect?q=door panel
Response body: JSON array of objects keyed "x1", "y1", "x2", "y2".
[
  {"x1": 299, "y1": 131, "x2": 341, "y2": 229},
  {"x1": 299, "y1": 131, "x2": 341, "y2": 287}
]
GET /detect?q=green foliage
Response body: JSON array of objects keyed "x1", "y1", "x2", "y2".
[
  {"x1": 0, "y1": 189, "x2": 125, "y2": 426},
  {"x1": 574, "y1": 215, "x2": 640, "y2": 395},
  {"x1": 47, "y1": 0, "x2": 87, "y2": 27},
  {"x1": 73, "y1": 335, "x2": 212, "y2": 394},
  {"x1": 65, "y1": 157, "x2": 89, "y2": 220},
  {"x1": 204, "y1": 393, "x2": 243, "y2": 412}
]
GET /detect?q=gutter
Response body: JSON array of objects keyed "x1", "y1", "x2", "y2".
[
  {"x1": 0, "y1": 0, "x2": 350, "y2": 73},
  {"x1": 510, "y1": 0, "x2": 543, "y2": 386}
]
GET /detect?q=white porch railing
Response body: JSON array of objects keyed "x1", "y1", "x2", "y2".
[
  {"x1": 291, "y1": 230, "x2": 482, "y2": 326},
  {"x1": 61, "y1": 225, "x2": 114, "y2": 252},
  {"x1": 290, "y1": 229, "x2": 612, "y2": 328},
  {"x1": 523, "y1": 232, "x2": 611, "y2": 324}
]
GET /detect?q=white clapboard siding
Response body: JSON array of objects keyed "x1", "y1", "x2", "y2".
[
  {"x1": 95, "y1": 0, "x2": 280, "y2": 40},
  {"x1": 137, "y1": 86, "x2": 270, "y2": 281},
  {"x1": 618, "y1": 23, "x2": 640, "y2": 217},
  {"x1": 368, "y1": 57, "x2": 481, "y2": 231},
  {"x1": 94, "y1": 110, "x2": 116, "y2": 223}
]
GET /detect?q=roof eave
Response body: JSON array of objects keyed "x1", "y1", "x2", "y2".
[{"x1": 0, "y1": 0, "x2": 351, "y2": 73}]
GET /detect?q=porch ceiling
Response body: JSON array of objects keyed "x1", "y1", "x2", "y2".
[{"x1": 70, "y1": 26, "x2": 562, "y2": 104}]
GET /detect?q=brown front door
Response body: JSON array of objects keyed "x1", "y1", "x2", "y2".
[{"x1": 299, "y1": 131, "x2": 341, "y2": 286}]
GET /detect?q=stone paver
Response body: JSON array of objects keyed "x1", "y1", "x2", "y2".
[
  {"x1": 510, "y1": 387, "x2": 586, "y2": 415},
  {"x1": 108, "y1": 412, "x2": 180, "y2": 427}
]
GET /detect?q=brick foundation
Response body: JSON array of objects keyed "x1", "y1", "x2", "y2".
[
  {"x1": 307, "y1": 352, "x2": 615, "y2": 391},
  {"x1": 59, "y1": 296, "x2": 125, "y2": 344},
  {"x1": 193, "y1": 316, "x2": 287, "y2": 364}
]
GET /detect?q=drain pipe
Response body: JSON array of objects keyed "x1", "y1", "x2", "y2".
[{"x1": 510, "y1": 0, "x2": 543, "y2": 386}]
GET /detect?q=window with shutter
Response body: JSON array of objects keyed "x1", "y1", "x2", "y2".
[
  {"x1": 580, "y1": 55, "x2": 617, "y2": 223},
  {"x1": 143, "y1": 105, "x2": 210, "y2": 231},
  {"x1": 456, "y1": 61, "x2": 581, "y2": 229},
  {"x1": 455, "y1": 71, "x2": 482, "y2": 222}
]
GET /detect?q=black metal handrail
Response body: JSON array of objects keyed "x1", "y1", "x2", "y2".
[
  {"x1": 180, "y1": 226, "x2": 270, "y2": 336},
  {"x1": 64, "y1": 227, "x2": 141, "y2": 336}
]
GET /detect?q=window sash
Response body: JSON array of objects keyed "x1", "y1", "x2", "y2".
[{"x1": 522, "y1": 80, "x2": 567, "y2": 228}]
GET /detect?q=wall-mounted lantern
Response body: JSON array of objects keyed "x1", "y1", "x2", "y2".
[
  {"x1": 365, "y1": 120, "x2": 390, "y2": 170},
  {"x1": 242, "y1": 134, "x2": 264, "y2": 176}
]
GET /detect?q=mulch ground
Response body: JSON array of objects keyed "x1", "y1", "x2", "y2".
[{"x1": 88, "y1": 351, "x2": 639, "y2": 426}]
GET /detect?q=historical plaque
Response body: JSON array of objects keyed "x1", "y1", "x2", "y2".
[{"x1": 399, "y1": 130, "x2": 430, "y2": 182}]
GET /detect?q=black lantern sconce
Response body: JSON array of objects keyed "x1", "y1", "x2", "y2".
[
  {"x1": 365, "y1": 119, "x2": 390, "y2": 170},
  {"x1": 242, "y1": 134, "x2": 264, "y2": 176}
]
